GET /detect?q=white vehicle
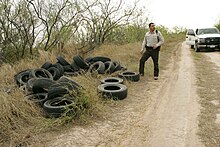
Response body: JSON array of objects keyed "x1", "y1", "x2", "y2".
[{"x1": 185, "y1": 27, "x2": 220, "y2": 52}]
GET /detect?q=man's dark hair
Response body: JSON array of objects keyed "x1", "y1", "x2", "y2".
[{"x1": 149, "y1": 22, "x2": 154, "y2": 28}]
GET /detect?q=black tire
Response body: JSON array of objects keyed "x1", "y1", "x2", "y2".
[
  {"x1": 52, "y1": 63, "x2": 64, "y2": 75},
  {"x1": 58, "y1": 76, "x2": 81, "y2": 88},
  {"x1": 63, "y1": 65, "x2": 74, "y2": 72},
  {"x1": 32, "y1": 78, "x2": 56, "y2": 93},
  {"x1": 118, "y1": 71, "x2": 140, "y2": 82},
  {"x1": 70, "y1": 61, "x2": 81, "y2": 71},
  {"x1": 41, "y1": 61, "x2": 52, "y2": 70},
  {"x1": 26, "y1": 78, "x2": 38, "y2": 92},
  {"x1": 25, "y1": 93, "x2": 48, "y2": 106},
  {"x1": 91, "y1": 56, "x2": 111, "y2": 63},
  {"x1": 113, "y1": 61, "x2": 122, "y2": 72},
  {"x1": 48, "y1": 67, "x2": 61, "y2": 80},
  {"x1": 98, "y1": 83, "x2": 127, "y2": 100},
  {"x1": 29, "y1": 68, "x2": 53, "y2": 79},
  {"x1": 43, "y1": 97, "x2": 74, "y2": 118},
  {"x1": 85, "y1": 57, "x2": 93, "y2": 63},
  {"x1": 47, "y1": 81, "x2": 81, "y2": 100},
  {"x1": 73, "y1": 55, "x2": 89, "y2": 69},
  {"x1": 190, "y1": 45, "x2": 194, "y2": 49},
  {"x1": 88, "y1": 61, "x2": 105, "y2": 74},
  {"x1": 104, "y1": 61, "x2": 115, "y2": 74},
  {"x1": 56, "y1": 55, "x2": 70, "y2": 66},
  {"x1": 15, "y1": 69, "x2": 32, "y2": 86},
  {"x1": 100, "y1": 77, "x2": 124, "y2": 84}
]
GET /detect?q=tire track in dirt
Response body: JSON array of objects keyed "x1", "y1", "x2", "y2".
[{"x1": 143, "y1": 42, "x2": 203, "y2": 147}]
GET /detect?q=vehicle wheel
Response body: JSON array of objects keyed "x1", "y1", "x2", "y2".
[
  {"x1": 88, "y1": 61, "x2": 105, "y2": 74},
  {"x1": 100, "y1": 77, "x2": 124, "y2": 84},
  {"x1": 195, "y1": 44, "x2": 200, "y2": 52},
  {"x1": 98, "y1": 83, "x2": 127, "y2": 100},
  {"x1": 118, "y1": 71, "x2": 140, "y2": 82},
  {"x1": 190, "y1": 45, "x2": 194, "y2": 49},
  {"x1": 43, "y1": 97, "x2": 74, "y2": 118}
]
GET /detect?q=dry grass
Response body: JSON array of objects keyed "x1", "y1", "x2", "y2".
[
  {"x1": 0, "y1": 33, "x2": 185, "y2": 146},
  {"x1": 192, "y1": 51, "x2": 220, "y2": 146}
]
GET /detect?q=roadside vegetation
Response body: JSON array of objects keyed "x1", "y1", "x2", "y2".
[
  {"x1": 0, "y1": 0, "x2": 186, "y2": 146},
  {"x1": 192, "y1": 50, "x2": 220, "y2": 147}
]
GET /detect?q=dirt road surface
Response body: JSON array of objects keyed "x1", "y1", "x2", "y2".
[{"x1": 34, "y1": 42, "x2": 203, "y2": 147}]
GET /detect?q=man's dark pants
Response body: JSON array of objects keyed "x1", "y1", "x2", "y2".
[{"x1": 139, "y1": 47, "x2": 160, "y2": 77}]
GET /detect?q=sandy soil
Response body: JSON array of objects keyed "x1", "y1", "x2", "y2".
[{"x1": 31, "y1": 42, "x2": 203, "y2": 147}]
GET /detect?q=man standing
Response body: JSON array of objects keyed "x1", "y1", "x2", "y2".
[{"x1": 139, "y1": 22, "x2": 164, "y2": 80}]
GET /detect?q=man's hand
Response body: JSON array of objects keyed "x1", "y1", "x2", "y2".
[{"x1": 153, "y1": 44, "x2": 158, "y2": 49}]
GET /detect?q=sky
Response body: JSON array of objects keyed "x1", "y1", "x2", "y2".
[{"x1": 136, "y1": 0, "x2": 220, "y2": 29}]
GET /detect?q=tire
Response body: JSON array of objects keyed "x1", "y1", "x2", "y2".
[
  {"x1": 118, "y1": 71, "x2": 140, "y2": 82},
  {"x1": 91, "y1": 56, "x2": 111, "y2": 63},
  {"x1": 73, "y1": 55, "x2": 89, "y2": 69},
  {"x1": 104, "y1": 61, "x2": 115, "y2": 74},
  {"x1": 58, "y1": 76, "x2": 81, "y2": 88},
  {"x1": 113, "y1": 61, "x2": 122, "y2": 72},
  {"x1": 63, "y1": 65, "x2": 74, "y2": 72},
  {"x1": 25, "y1": 93, "x2": 48, "y2": 106},
  {"x1": 48, "y1": 67, "x2": 61, "y2": 80},
  {"x1": 70, "y1": 61, "x2": 81, "y2": 71},
  {"x1": 32, "y1": 78, "x2": 56, "y2": 93},
  {"x1": 15, "y1": 69, "x2": 32, "y2": 86},
  {"x1": 47, "y1": 81, "x2": 81, "y2": 100},
  {"x1": 100, "y1": 77, "x2": 124, "y2": 84},
  {"x1": 88, "y1": 61, "x2": 105, "y2": 74},
  {"x1": 190, "y1": 45, "x2": 194, "y2": 49},
  {"x1": 43, "y1": 97, "x2": 74, "y2": 118},
  {"x1": 85, "y1": 57, "x2": 93, "y2": 64},
  {"x1": 41, "y1": 61, "x2": 52, "y2": 70},
  {"x1": 29, "y1": 68, "x2": 53, "y2": 79},
  {"x1": 56, "y1": 55, "x2": 70, "y2": 66},
  {"x1": 52, "y1": 63, "x2": 64, "y2": 75},
  {"x1": 97, "y1": 83, "x2": 127, "y2": 100},
  {"x1": 26, "y1": 78, "x2": 38, "y2": 92}
]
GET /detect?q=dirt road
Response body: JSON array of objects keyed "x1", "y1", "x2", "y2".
[{"x1": 34, "y1": 42, "x2": 203, "y2": 147}]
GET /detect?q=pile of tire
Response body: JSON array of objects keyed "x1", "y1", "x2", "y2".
[
  {"x1": 14, "y1": 54, "x2": 139, "y2": 116},
  {"x1": 14, "y1": 68, "x2": 81, "y2": 118},
  {"x1": 97, "y1": 77, "x2": 127, "y2": 100}
]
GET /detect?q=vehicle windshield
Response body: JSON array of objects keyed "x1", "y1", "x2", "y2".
[{"x1": 197, "y1": 28, "x2": 220, "y2": 35}]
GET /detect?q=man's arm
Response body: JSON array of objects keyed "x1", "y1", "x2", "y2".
[
  {"x1": 141, "y1": 34, "x2": 147, "y2": 53},
  {"x1": 156, "y1": 31, "x2": 164, "y2": 47}
]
